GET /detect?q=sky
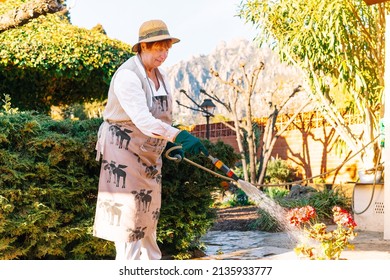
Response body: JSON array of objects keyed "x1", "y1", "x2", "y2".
[{"x1": 66, "y1": 0, "x2": 258, "y2": 67}]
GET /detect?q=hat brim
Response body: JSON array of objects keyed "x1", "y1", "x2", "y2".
[{"x1": 132, "y1": 36, "x2": 180, "y2": 53}]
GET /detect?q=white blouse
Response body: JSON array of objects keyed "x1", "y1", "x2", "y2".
[{"x1": 103, "y1": 57, "x2": 179, "y2": 142}]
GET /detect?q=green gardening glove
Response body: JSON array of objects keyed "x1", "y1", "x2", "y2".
[{"x1": 174, "y1": 130, "x2": 209, "y2": 156}]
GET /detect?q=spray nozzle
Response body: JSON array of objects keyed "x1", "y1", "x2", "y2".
[{"x1": 207, "y1": 154, "x2": 239, "y2": 182}]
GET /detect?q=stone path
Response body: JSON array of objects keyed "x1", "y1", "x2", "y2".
[{"x1": 199, "y1": 229, "x2": 390, "y2": 260}]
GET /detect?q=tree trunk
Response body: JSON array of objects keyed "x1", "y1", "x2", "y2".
[
  {"x1": 230, "y1": 88, "x2": 249, "y2": 182},
  {"x1": 0, "y1": 0, "x2": 64, "y2": 33},
  {"x1": 256, "y1": 86, "x2": 308, "y2": 185},
  {"x1": 245, "y1": 93, "x2": 257, "y2": 184}
]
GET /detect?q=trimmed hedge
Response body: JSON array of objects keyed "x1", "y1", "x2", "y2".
[
  {"x1": 0, "y1": 0, "x2": 133, "y2": 112},
  {"x1": 0, "y1": 110, "x2": 239, "y2": 259}
]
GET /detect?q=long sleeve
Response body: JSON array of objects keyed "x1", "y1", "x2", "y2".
[{"x1": 112, "y1": 69, "x2": 179, "y2": 141}]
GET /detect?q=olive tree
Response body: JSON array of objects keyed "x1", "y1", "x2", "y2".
[{"x1": 239, "y1": 0, "x2": 386, "y2": 172}]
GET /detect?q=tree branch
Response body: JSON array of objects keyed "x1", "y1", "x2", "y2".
[
  {"x1": 178, "y1": 89, "x2": 214, "y2": 116},
  {"x1": 0, "y1": 0, "x2": 65, "y2": 33}
]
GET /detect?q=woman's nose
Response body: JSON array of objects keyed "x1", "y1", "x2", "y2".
[{"x1": 160, "y1": 50, "x2": 169, "y2": 59}]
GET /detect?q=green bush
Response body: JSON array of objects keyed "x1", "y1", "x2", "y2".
[
  {"x1": 251, "y1": 208, "x2": 281, "y2": 232},
  {"x1": 0, "y1": 0, "x2": 133, "y2": 112},
  {"x1": 264, "y1": 187, "x2": 290, "y2": 200},
  {"x1": 159, "y1": 139, "x2": 240, "y2": 259},
  {"x1": 264, "y1": 158, "x2": 297, "y2": 184},
  {"x1": 0, "y1": 110, "x2": 110, "y2": 259},
  {"x1": 280, "y1": 188, "x2": 350, "y2": 221},
  {"x1": 0, "y1": 110, "x2": 240, "y2": 259}
]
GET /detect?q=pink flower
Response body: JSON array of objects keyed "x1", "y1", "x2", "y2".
[
  {"x1": 287, "y1": 205, "x2": 316, "y2": 226},
  {"x1": 287, "y1": 205, "x2": 357, "y2": 260},
  {"x1": 332, "y1": 206, "x2": 357, "y2": 229}
]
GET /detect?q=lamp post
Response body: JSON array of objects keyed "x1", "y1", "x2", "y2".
[{"x1": 200, "y1": 98, "x2": 216, "y2": 139}]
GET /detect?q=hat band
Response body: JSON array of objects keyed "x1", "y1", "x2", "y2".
[{"x1": 139, "y1": 29, "x2": 170, "y2": 41}]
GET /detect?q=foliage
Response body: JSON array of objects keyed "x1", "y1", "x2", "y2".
[
  {"x1": 264, "y1": 158, "x2": 297, "y2": 184},
  {"x1": 235, "y1": 156, "x2": 297, "y2": 187},
  {"x1": 282, "y1": 188, "x2": 350, "y2": 221},
  {"x1": 250, "y1": 187, "x2": 289, "y2": 232},
  {"x1": 251, "y1": 208, "x2": 280, "y2": 232},
  {"x1": 230, "y1": 188, "x2": 251, "y2": 206},
  {"x1": 223, "y1": 188, "x2": 252, "y2": 207},
  {"x1": 0, "y1": 110, "x2": 107, "y2": 259},
  {"x1": 287, "y1": 205, "x2": 357, "y2": 260},
  {"x1": 240, "y1": 0, "x2": 384, "y2": 111},
  {"x1": 264, "y1": 186, "x2": 289, "y2": 200},
  {"x1": 239, "y1": 0, "x2": 385, "y2": 170},
  {"x1": 159, "y1": 139, "x2": 240, "y2": 259},
  {"x1": 0, "y1": 109, "x2": 240, "y2": 259},
  {"x1": 253, "y1": 187, "x2": 349, "y2": 232},
  {"x1": 1, "y1": 94, "x2": 18, "y2": 114},
  {"x1": 0, "y1": 0, "x2": 133, "y2": 112}
]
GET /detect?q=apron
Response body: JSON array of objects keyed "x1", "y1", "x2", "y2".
[{"x1": 93, "y1": 90, "x2": 172, "y2": 243}]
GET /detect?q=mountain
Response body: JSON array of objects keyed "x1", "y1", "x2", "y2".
[{"x1": 165, "y1": 38, "x2": 312, "y2": 126}]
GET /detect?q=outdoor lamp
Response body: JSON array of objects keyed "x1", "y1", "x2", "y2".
[{"x1": 200, "y1": 98, "x2": 216, "y2": 139}]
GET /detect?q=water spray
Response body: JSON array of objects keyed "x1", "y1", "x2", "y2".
[
  {"x1": 165, "y1": 145, "x2": 299, "y2": 241},
  {"x1": 165, "y1": 145, "x2": 263, "y2": 200},
  {"x1": 164, "y1": 145, "x2": 265, "y2": 201}
]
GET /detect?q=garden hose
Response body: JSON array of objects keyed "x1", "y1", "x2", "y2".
[
  {"x1": 165, "y1": 137, "x2": 385, "y2": 215},
  {"x1": 164, "y1": 145, "x2": 239, "y2": 182},
  {"x1": 351, "y1": 151, "x2": 383, "y2": 215}
]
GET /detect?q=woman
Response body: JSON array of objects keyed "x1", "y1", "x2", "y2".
[{"x1": 93, "y1": 19, "x2": 208, "y2": 260}]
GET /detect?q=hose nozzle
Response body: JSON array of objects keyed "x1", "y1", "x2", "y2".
[{"x1": 207, "y1": 155, "x2": 239, "y2": 181}]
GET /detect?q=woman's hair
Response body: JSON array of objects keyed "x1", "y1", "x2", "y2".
[{"x1": 140, "y1": 39, "x2": 173, "y2": 52}]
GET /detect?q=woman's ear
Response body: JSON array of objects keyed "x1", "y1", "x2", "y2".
[{"x1": 140, "y1": 42, "x2": 146, "y2": 52}]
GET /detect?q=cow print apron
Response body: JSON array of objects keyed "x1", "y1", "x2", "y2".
[{"x1": 93, "y1": 92, "x2": 172, "y2": 243}]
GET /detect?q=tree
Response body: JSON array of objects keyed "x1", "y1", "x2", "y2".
[
  {"x1": 239, "y1": 0, "x2": 385, "y2": 173},
  {"x1": 0, "y1": 0, "x2": 64, "y2": 32},
  {"x1": 0, "y1": 0, "x2": 133, "y2": 113},
  {"x1": 256, "y1": 85, "x2": 306, "y2": 184},
  {"x1": 198, "y1": 59, "x2": 307, "y2": 185}
]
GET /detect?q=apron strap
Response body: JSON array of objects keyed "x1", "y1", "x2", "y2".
[{"x1": 155, "y1": 69, "x2": 170, "y2": 96}]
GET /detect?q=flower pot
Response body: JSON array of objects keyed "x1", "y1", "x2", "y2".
[{"x1": 358, "y1": 170, "x2": 383, "y2": 183}]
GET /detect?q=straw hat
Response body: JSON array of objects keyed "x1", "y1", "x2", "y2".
[{"x1": 132, "y1": 19, "x2": 180, "y2": 52}]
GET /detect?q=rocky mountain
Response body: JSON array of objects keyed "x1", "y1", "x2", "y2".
[{"x1": 165, "y1": 38, "x2": 313, "y2": 126}]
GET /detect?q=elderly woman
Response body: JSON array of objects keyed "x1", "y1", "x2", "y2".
[{"x1": 93, "y1": 19, "x2": 208, "y2": 260}]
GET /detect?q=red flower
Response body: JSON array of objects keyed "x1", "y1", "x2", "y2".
[
  {"x1": 287, "y1": 205, "x2": 357, "y2": 260},
  {"x1": 332, "y1": 206, "x2": 357, "y2": 228},
  {"x1": 287, "y1": 205, "x2": 316, "y2": 226}
]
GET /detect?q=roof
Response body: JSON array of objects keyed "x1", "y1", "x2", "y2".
[{"x1": 364, "y1": 0, "x2": 389, "y2": 5}]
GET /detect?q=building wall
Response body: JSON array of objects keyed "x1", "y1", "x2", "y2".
[{"x1": 191, "y1": 120, "x2": 366, "y2": 184}]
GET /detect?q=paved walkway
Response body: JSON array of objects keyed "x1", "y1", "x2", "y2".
[{"x1": 199, "y1": 229, "x2": 390, "y2": 260}]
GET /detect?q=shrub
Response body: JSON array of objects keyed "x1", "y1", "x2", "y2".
[
  {"x1": 264, "y1": 158, "x2": 297, "y2": 184},
  {"x1": 252, "y1": 187, "x2": 350, "y2": 232},
  {"x1": 0, "y1": 110, "x2": 108, "y2": 259},
  {"x1": 159, "y1": 139, "x2": 240, "y2": 259},
  {"x1": 0, "y1": 0, "x2": 133, "y2": 112},
  {"x1": 0, "y1": 110, "x2": 240, "y2": 259}
]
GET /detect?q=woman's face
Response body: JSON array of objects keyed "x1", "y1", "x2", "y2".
[{"x1": 141, "y1": 41, "x2": 171, "y2": 68}]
